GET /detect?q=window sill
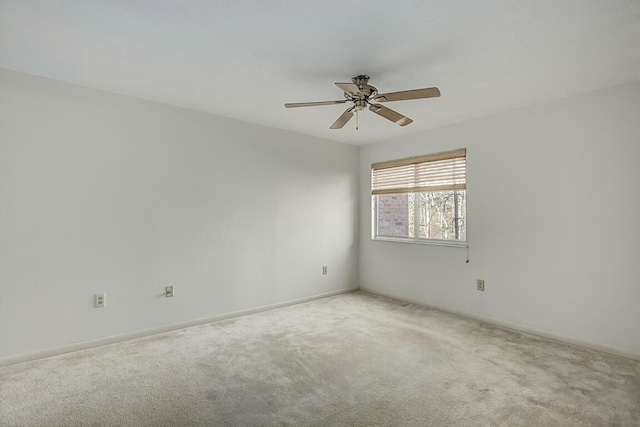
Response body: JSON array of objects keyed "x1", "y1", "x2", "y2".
[{"x1": 372, "y1": 236, "x2": 468, "y2": 248}]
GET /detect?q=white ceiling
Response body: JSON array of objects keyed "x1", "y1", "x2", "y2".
[{"x1": 1, "y1": 0, "x2": 639, "y2": 145}]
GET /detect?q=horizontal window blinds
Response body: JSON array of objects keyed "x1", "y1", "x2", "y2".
[{"x1": 371, "y1": 148, "x2": 466, "y2": 195}]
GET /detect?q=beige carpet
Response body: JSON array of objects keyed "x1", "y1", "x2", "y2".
[{"x1": 1, "y1": 291, "x2": 639, "y2": 426}]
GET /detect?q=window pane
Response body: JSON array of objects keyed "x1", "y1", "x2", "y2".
[
  {"x1": 408, "y1": 193, "x2": 415, "y2": 238},
  {"x1": 418, "y1": 190, "x2": 466, "y2": 240},
  {"x1": 375, "y1": 193, "x2": 413, "y2": 238}
]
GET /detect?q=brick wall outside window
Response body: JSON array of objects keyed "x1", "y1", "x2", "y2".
[{"x1": 376, "y1": 194, "x2": 409, "y2": 237}]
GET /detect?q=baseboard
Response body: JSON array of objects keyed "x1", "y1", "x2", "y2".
[
  {"x1": 360, "y1": 288, "x2": 640, "y2": 362},
  {"x1": 0, "y1": 287, "x2": 360, "y2": 367}
]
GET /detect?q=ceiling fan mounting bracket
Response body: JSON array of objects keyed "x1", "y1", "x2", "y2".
[{"x1": 352, "y1": 74, "x2": 370, "y2": 86}]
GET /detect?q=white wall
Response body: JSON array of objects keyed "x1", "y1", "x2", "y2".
[
  {"x1": 3, "y1": 66, "x2": 639, "y2": 362},
  {"x1": 0, "y1": 68, "x2": 359, "y2": 360},
  {"x1": 359, "y1": 81, "x2": 640, "y2": 355}
]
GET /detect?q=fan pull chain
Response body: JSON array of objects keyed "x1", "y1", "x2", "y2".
[{"x1": 356, "y1": 110, "x2": 359, "y2": 130}]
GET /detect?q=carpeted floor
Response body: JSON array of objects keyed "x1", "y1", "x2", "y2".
[{"x1": 1, "y1": 291, "x2": 639, "y2": 426}]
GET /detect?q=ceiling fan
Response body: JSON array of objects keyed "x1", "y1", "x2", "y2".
[{"x1": 284, "y1": 75, "x2": 440, "y2": 129}]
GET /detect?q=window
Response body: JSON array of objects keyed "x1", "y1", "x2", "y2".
[{"x1": 371, "y1": 148, "x2": 466, "y2": 245}]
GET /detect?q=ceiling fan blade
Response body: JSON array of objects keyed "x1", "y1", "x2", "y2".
[
  {"x1": 330, "y1": 106, "x2": 356, "y2": 129},
  {"x1": 285, "y1": 100, "x2": 347, "y2": 108},
  {"x1": 373, "y1": 87, "x2": 441, "y2": 102},
  {"x1": 369, "y1": 104, "x2": 413, "y2": 126},
  {"x1": 335, "y1": 82, "x2": 363, "y2": 97}
]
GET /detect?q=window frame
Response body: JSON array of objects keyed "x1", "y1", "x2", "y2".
[{"x1": 371, "y1": 149, "x2": 468, "y2": 247}]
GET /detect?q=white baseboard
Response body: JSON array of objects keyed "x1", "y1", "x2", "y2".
[
  {"x1": 360, "y1": 288, "x2": 640, "y2": 362},
  {"x1": 0, "y1": 287, "x2": 359, "y2": 367}
]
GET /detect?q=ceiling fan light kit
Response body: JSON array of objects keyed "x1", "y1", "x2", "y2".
[{"x1": 285, "y1": 75, "x2": 440, "y2": 129}]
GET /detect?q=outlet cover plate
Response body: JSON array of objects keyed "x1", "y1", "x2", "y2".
[
  {"x1": 95, "y1": 294, "x2": 106, "y2": 308},
  {"x1": 165, "y1": 285, "x2": 174, "y2": 297},
  {"x1": 477, "y1": 280, "x2": 485, "y2": 292}
]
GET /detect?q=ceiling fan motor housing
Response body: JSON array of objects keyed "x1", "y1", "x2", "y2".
[{"x1": 351, "y1": 75, "x2": 378, "y2": 99}]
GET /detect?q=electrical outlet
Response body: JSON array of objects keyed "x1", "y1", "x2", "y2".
[
  {"x1": 322, "y1": 266, "x2": 328, "y2": 275},
  {"x1": 165, "y1": 285, "x2": 174, "y2": 297},
  {"x1": 477, "y1": 279, "x2": 485, "y2": 292},
  {"x1": 95, "y1": 293, "x2": 106, "y2": 308}
]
